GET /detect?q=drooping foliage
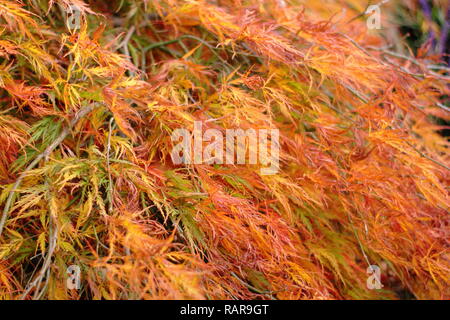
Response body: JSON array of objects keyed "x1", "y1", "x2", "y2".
[{"x1": 0, "y1": 0, "x2": 448, "y2": 300}]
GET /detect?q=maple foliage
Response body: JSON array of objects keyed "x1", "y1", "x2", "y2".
[{"x1": 0, "y1": 0, "x2": 448, "y2": 300}]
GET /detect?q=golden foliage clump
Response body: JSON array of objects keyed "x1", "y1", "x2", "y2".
[{"x1": 0, "y1": 0, "x2": 448, "y2": 299}]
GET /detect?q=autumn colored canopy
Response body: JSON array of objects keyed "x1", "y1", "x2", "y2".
[{"x1": 0, "y1": 0, "x2": 448, "y2": 300}]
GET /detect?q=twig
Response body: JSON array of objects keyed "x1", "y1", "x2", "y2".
[
  {"x1": 107, "y1": 117, "x2": 114, "y2": 214},
  {"x1": 118, "y1": 26, "x2": 136, "y2": 76},
  {"x1": 436, "y1": 102, "x2": 450, "y2": 113},
  {"x1": 366, "y1": 46, "x2": 450, "y2": 80},
  {"x1": 428, "y1": 65, "x2": 450, "y2": 72},
  {"x1": 406, "y1": 141, "x2": 450, "y2": 171},
  {"x1": 346, "y1": 209, "x2": 372, "y2": 267},
  {"x1": 21, "y1": 189, "x2": 58, "y2": 300},
  {"x1": 344, "y1": 35, "x2": 450, "y2": 80},
  {"x1": 0, "y1": 105, "x2": 96, "y2": 238}
]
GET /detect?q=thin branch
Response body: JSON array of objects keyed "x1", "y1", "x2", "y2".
[
  {"x1": 118, "y1": 26, "x2": 136, "y2": 76},
  {"x1": 436, "y1": 102, "x2": 450, "y2": 113},
  {"x1": 21, "y1": 189, "x2": 58, "y2": 300},
  {"x1": 406, "y1": 141, "x2": 450, "y2": 171},
  {"x1": 0, "y1": 104, "x2": 96, "y2": 238},
  {"x1": 107, "y1": 117, "x2": 114, "y2": 214}
]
